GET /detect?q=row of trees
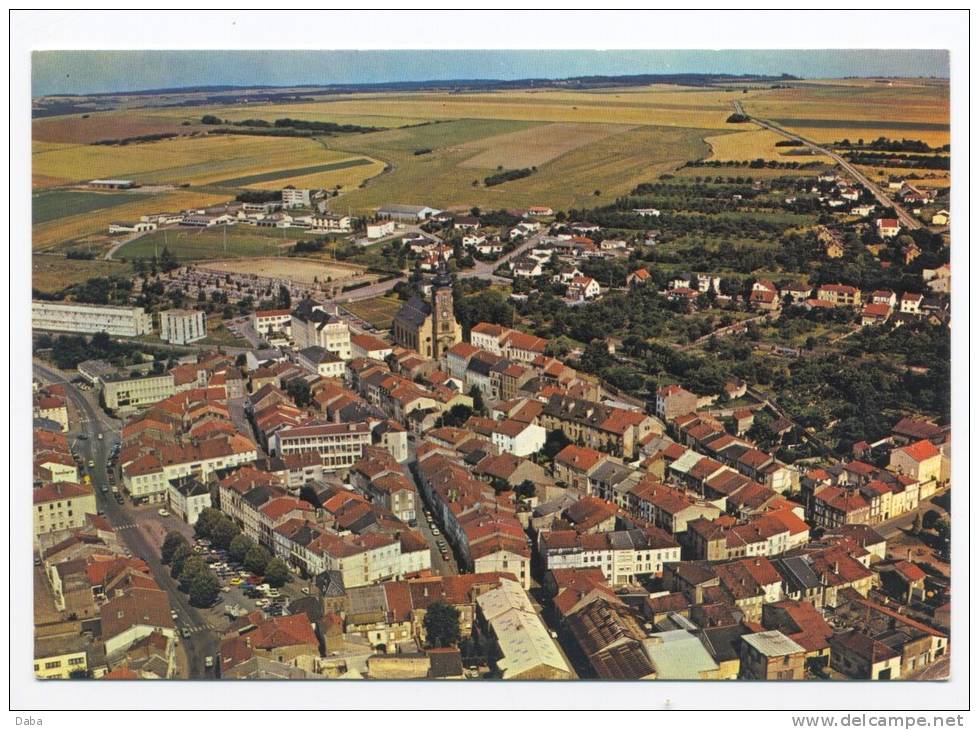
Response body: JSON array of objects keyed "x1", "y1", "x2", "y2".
[
  {"x1": 161, "y1": 531, "x2": 221, "y2": 608},
  {"x1": 193, "y1": 508, "x2": 291, "y2": 587}
]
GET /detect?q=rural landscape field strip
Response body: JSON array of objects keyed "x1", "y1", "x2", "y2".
[{"x1": 211, "y1": 157, "x2": 376, "y2": 187}]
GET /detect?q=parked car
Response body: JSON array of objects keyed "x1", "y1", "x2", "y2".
[
  {"x1": 158, "y1": 509, "x2": 170, "y2": 517},
  {"x1": 181, "y1": 627, "x2": 191, "y2": 639},
  {"x1": 205, "y1": 656, "x2": 214, "y2": 669},
  {"x1": 431, "y1": 528, "x2": 441, "y2": 536}
]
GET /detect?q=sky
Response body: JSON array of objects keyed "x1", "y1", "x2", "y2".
[{"x1": 31, "y1": 49, "x2": 949, "y2": 97}]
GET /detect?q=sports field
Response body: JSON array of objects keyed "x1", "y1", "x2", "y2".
[
  {"x1": 198, "y1": 257, "x2": 367, "y2": 286},
  {"x1": 116, "y1": 224, "x2": 321, "y2": 261}
]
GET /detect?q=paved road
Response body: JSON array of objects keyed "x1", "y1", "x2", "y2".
[
  {"x1": 734, "y1": 100, "x2": 922, "y2": 231},
  {"x1": 33, "y1": 360, "x2": 219, "y2": 678},
  {"x1": 874, "y1": 490, "x2": 949, "y2": 540}
]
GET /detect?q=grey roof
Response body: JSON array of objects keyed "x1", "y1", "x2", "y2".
[
  {"x1": 698, "y1": 625, "x2": 749, "y2": 663},
  {"x1": 643, "y1": 630, "x2": 719, "y2": 679},
  {"x1": 394, "y1": 296, "x2": 432, "y2": 329},
  {"x1": 774, "y1": 555, "x2": 821, "y2": 592},
  {"x1": 171, "y1": 477, "x2": 210, "y2": 498},
  {"x1": 742, "y1": 630, "x2": 805, "y2": 657},
  {"x1": 315, "y1": 569, "x2": 346, "y2": 597},
  {"x1": 299, "y1": 346, "x2": 340, "y2": 364}
]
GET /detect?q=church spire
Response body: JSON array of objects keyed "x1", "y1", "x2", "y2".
[{"x1": 433, "y1": 240, "x2": 452, "y2": 288}]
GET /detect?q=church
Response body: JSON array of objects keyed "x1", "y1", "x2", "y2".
[{"x1": 391, "y1": 251, "x2": 462, "y2": 360}]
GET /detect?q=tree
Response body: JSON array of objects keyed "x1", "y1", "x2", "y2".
[
  {"x1": 178, "y1": 555, "x2": 207, "y2": 593},
  {"x1": 229, "y1": 534, "x2": 254, "y2": 564},
  {"x1": 437, "y1": 403, "x2": 472, "y2": 428},
  {"x1": 189, "y1": 570, "x2": 220, "y2": 607},
  {"x1": 911, "y1": 513, "x2": 923, "y2": 535},
  {"x1": 194, "y1": 508, "x2": 223, "y2": 539},
  {"x1": 423, "y1": 601, "x2": 461, "y2": 648},
  {"x1": 277, "y1": 284, "x2": 292, "y2": 309},
  {"x1": 264, "y1": 558, "x2": 290, "y2": 587},
  {"x1": 161, "y1": 531, "x2": 189, "y2": 565},
  {"x1": 169, "y1": 544, "x2": 193, "y2": 579},
  {"x1": 244, "y1": 544, "x2": 272, "y2": 575},
  {"x1": 542, "y1": 429, "x2": 571, "y2": 460},
  {"x1": 211, "y1": 517, "x2": 240, "y2": 550},
  {"x1": 468, "y1": 386, "x2": 485, "y2": 416},
  {"x1": 286, "y1": 378, "x2": 312, "y2": 408},
  {"x1": 922, "y1": 509, "x2": 941, "y2": 531}
]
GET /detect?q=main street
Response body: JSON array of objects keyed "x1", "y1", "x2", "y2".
[
  {"x1": 733, "y1": 100, "x2": 922, "y2": 231},
  {"x1": 33, "y1": 360, "x2": 219, "y2": 678}
]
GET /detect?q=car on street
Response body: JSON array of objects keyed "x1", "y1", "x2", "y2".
[
  {"x1": 158, "y1": 509, "x2": 170, "y2": 517},
  {"x1": 87, "y1": 460, "x2": 95, "y2": 468},
  {"x1": 205, "y1": 656, "x2": 214, "y2": 669},
  {"x1": 230, "y1": 578, "x2": 243, "y2": 586},
  {"x1": 181, "y1": 627, "x2": 191, "y2": 638},
  {"x1": 171, "y1": 610, "x2": 179, "y2": 620},
  {"x1": 431, "y1": 528, "x2": 441, "y2": 536},
  {"x1": 114, "y1": 495, "x2": 124, "y2": 504}
]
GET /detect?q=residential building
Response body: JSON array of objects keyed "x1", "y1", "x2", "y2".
[
  {"x1": 291, "y1": 300, "x2": 352, "y2": 359},
  {"x1": 166, "y1": 477, "x2": 212, "y2": 525},
  {"x1": 33, "y1": 482, "x2": 97, "y2": 540},
  {"x1": 32, "y1": 301, "x2": 152, "y2": 337},
  {"x1": 297, "y1": 346, "x2": 345, "y2": 379},
  {"x1": 271, "y1": 422, "x2": 372, "y2": 470},
  {"x1": 102, "y1": 372, "x2": 176, "y2": 413},
  {"x1": 281, "y1": 188, "x2": 312, "y2": 209},
  {"x1": 159, "y1": 309, "x2": 206, "y2": 345},
  {"x1": 738, "y1": 630, "x2": 806, "y2": 680},
  {"x1": 251, "y1": 309, "x2": 292, "y2": 337}
]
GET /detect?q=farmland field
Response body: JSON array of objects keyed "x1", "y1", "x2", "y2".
[
  {"x1": 116, "y1": 224, "x2": 321, "y2": 261},
  {"x1": 32, "y1": 189, "x2": 154, "y2": 224},
  {"x1": 705, "y1": 129, "x2": 831, "y2": 162},
  {"x1": 321, "y1": 120, "x2": 712, "y2": 212},
  {"x1": 31, "y1": 134, "x2": 374, "y2": 188},
  {"x1": 457, "y1": 122, "x2": 636, "y2": 169},
  {"x1": 211, "y1": 157, "x2": 376, "y2": 187},
  {"x1": 32, "y1": 255, "x2": 133, "y2": 293},
  {"x1": 199, "y1": 257, "x2": 366, "y2": 286},
  {"x1": 343, "y1": 295, "x2": 404, "y2": 330},
  {"x1": 743, "y1": 81, "x2": 950, "y2": 147}
]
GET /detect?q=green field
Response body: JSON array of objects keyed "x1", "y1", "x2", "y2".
[
  {"x1": 770, "y1": 118, "x2": 949, "y2": 131},
  {"x1": 116, "y1": 224, "x2": 319, "y2": 261},
  {"x1": 211, "y1": 157, "x2": 375, "y2": 187},
  {"x1": 320, "y1": 119, "x2": 713, "y2": 213},
  {"x1": 32, "y1": 190, "x2": 152, "y2": 224},
  {"x1": 343, "y1": 295, "x2": 403, "y2": 329}
]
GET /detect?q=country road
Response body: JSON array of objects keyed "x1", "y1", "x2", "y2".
[{"x1": 733, "y1": 100, "x2": 922, "y2": 231}]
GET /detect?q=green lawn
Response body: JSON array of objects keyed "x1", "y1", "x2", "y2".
[
  {"x1": 116, "y1": 224, "x2": 319, "y2": 261},
  {"x1": 32, "y1": 190, "x2": 153, "y2": 224}
]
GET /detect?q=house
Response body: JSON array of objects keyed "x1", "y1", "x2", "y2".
[
  {"x1": 291, "y1": 300, "x2": 351, "y2": 359},
  {"x1": 876, "y1": 218, "x2": 902, "y2": 239},
  {"x1": 566, "y1": 276, "x2": 601, "y2": 302},
  {"x1": 738, "y1": 630, "x2": 806, "y2": 680},
  {"x1": 780, "y1": 282, "x2": 811, "y2": 304},
  {"x1": 297, "y1": 346, "x2": 345, "y2": 379},
  {"x1": 655, "y1": 384, "x2": 697, "y2": 423},
  {"x1": 816, "y1": 284, "x2": 861, "y2": 307},
  {"x1": 489, "y1": 419, "x2": 546, "y2": 458},
  {"x1": 511, "y1": 258, "x2": 543, "y2": 278},
  {"x1": 166, "y1": 477, "x2": 212, "y2": 525},
  {"x1": 100, "y1": 587, "x2": 176, "y2": 658},
  {"x1": 626, "y1": 268, "x2": 652, "y2": 288},
  {"x1": 34, "y1": 482, "x2": 97, "y2": 540},
  {"x1": 350, "y1": 333, "x2": 393, "y2": 362},
  {"x1": 861, "y1": 303, "x2": 892, "y2": 326},
  {"x1": 526, "y1": 206, "x2": 553, "y2": 218},
  {"x1": 888, "y1": 439, "x2": 943, "y2": 496},
  {"x1": 899, "y1": 292, "x2": 924, "y2": 315},
  {"x1": 829, "y1": 630, "x2": 902, "y2": 680}
]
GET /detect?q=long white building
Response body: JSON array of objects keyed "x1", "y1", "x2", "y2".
[
  {"x1": 32, "y1": 301, "x2": 153, "y2": 337},
  {"x1": 271, "y1": 422, "x2": 371, "y2": 470}
]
